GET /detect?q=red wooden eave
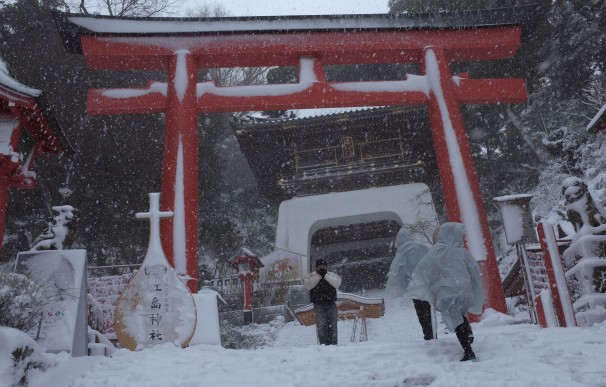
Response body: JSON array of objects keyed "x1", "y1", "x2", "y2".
[
  {"x1": 82, "y1": 26, "x2": 526, "y2": 115},
  {"x1": 87, "y1": 77, "x2": 527, "y2": 115},
  {"x1": 79, "y1": 27, "x2": 521, "y2": 70}
]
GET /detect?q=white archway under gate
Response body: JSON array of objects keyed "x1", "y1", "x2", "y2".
[{"x1": 274, "y1": 183, "x2": 438, "y2": 278}]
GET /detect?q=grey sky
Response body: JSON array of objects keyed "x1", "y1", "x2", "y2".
[{"x1": 181, "y1": 0, "x2": 389, "y2": 16}]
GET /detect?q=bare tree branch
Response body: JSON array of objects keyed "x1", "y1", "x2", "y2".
[
  {"x1": 79, "y1": 0, "x2": 89, "y2": 14},
  {"x1": 185, "y1": 2, "x2": 230, "y2": 17},
  {"x1": 77, "y1": 0, "x2": 181, "y2": 17}
]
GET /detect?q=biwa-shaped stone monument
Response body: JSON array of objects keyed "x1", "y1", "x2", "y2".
[{"x1": 114, "y1": 193, "x2": 196, "y2": 350}]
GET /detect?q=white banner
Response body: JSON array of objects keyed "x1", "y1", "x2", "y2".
[{"x1": 260, "y1": 249, "x2": 303, "y2": 283}]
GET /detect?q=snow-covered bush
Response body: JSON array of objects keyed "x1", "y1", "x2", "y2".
[
  {"x1": 530, "y1": 77, "x2": 606, "y2": 227},
  {"x1": 254, "y1": 278, "x2": 292, "y2": 307},
  {"x1": 0, "y1": 270, "x2": 51, "y2": 332},
  {"x1": 0, "y1": 327, "x2": 55, "y2": 387},
  {"x1": 220, "y1": 316, "x2": 285, "y2": 349}
]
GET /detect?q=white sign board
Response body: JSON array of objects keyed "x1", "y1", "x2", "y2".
[
  {"x1": 494, "y1": 194, "x2": 537, "y2": 245},
  {"x1": 14, "y1": 250, "x2": 88, "y2": 357}
]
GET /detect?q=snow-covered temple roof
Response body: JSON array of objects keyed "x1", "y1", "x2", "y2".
[
  {"x1": 53, "y1": 5, "x2": 541, "y2": 54},
  {"x1": 0, "y1": 58, "x2": 41, "y2": 98},
  {"x1": 233, "y1": 106, "x2": 383, "y2": 128},
  {"x1": 231, "y1": 106, "x2": 438, "y2": 202},
  {"x1": 0, "y1": 57, "x2": 73, "y2": 158}
]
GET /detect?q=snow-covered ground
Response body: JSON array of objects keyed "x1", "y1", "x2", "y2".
[{"x1": 20, "y1": 290, "x2": 606, "y2": 387}]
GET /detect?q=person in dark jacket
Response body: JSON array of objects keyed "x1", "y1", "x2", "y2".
[{"x1": 304, "y1": 259, "x2": 342, "y2": 345}]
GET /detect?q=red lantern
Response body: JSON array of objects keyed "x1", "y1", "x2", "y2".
[{"x1": 230, "y1": 248, "x2": 264, "y2": 323}]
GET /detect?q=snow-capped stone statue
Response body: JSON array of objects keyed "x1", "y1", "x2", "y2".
[
  {"x1": 562, "y1": 177, "x2": 606, "y2": 236},
  {"x1": 30, "y1": 205, "x2": 75, "y2": 251},
  {"x1": 561, "y1": 178, "x2": 606, "y2": 326}
]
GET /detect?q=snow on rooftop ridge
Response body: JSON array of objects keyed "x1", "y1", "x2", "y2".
[
  {"x1": 0, "y1": 57, "x2": 41, "y2": 97},
  {"x1": 291, "y1": 106, "x2": 383, "y2": 119},
  {"x1": 67, "y1": 14, "x2": 401, "y2": 34},
  {"x1": 240, "y1": 247, "x2": 257, "y2": 257},
  {"x1": 240, "y1": 106, "x2": 392, "y2": 125},
  {"x1": 493, "y1": 194, "x2": 533, "y2": 202},
  {"x1": 63, "y1": 6, "x2": 535, "y2": 35}
]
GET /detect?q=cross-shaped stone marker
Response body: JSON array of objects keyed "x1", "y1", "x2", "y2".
[
  {"x1": 113, "y1": 192, "x2": 196, "y2": 351},
  {"x1": 136, "y1": 193, "x2": 173, "y2": 264}
]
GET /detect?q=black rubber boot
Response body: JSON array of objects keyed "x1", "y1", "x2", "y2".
[
  {"x1": 455, "y1": 322, "x2": 476, "y2": 361},
  {"x1": 460, "y1": 350, "x2": 477, "y2": 362},
  {"x1": 463, "y1": 317, "x2": 474, "y2": 344}
]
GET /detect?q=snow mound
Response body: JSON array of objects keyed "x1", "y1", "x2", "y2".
[
  {"x1": 477, "y1": 308, "x2": 518, "y2": 327},
  {"x1": 0, "y1": 327, "x2": 55, "y2": 387}
]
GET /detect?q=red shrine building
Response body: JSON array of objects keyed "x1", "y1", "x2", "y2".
[
  {"x1": 54, "y1": 6, "x2": 536, "y2": 312},
  {"x1": 0, "y1": 58, "x2": 72, "y2": 256}
]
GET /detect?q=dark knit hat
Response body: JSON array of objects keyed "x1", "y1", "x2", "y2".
[{"x1": 315, "y1": 259, "x2": 328, "y2": 267}]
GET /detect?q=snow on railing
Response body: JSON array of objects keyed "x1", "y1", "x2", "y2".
[
  {"x1": 561, "y1": 234, "x2": 606, "y2": 326},
  {"x1": 88, "y1": 270, "x2": 137, "y2": 338}
]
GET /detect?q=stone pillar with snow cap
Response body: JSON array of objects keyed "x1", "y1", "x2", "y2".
[
  {"x1": 190, "y1": 281, "x2": 226, "y2": 346},
  {"x1": 494, "y1": 194, "x2": 538, "y2": 323}
]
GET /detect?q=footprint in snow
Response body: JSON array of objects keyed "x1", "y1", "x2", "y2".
[{"x1": 400, "y1": 374, "x2": 435, "y2": 386}]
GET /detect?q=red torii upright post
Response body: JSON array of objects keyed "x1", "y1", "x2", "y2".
[{"x1": 56, "y1": 12, "x2": 528, "y2": 310}]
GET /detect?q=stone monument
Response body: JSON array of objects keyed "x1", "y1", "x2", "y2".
[{"x1": 114, "y1": 193, "x2": 196, "y2": 350}]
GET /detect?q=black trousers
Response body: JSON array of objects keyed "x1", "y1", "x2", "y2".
[
  {"x1": 314, "y1": 303, "x2": 338, "y2": 345},
  {"x1": 413, "y1": 299, "x2": 434, "y2": 340}
]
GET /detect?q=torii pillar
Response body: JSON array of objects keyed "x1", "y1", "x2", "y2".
[
  {"x1": 161, "y1": 51, "x2": 199, "y2": 292},
  {"x1": 422, "y1": 48, "x2": 506, "y2": 312}
]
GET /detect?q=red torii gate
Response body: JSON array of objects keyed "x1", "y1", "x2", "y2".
[{"x1": 55, "y1": 10, "x2": 530, "y2": 312}]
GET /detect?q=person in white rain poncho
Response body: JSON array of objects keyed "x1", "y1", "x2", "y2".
[
  {"x1": 385, "y1": 228, "x2": 434, "y2": 340},
  {"x1": 406, "y1": 222, "x2": 485, "y2": 361}
]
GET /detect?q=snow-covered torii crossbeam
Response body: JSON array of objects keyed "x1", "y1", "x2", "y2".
[{"x1": 54, "y1": 8, "x2": 532, "y2": 309}]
